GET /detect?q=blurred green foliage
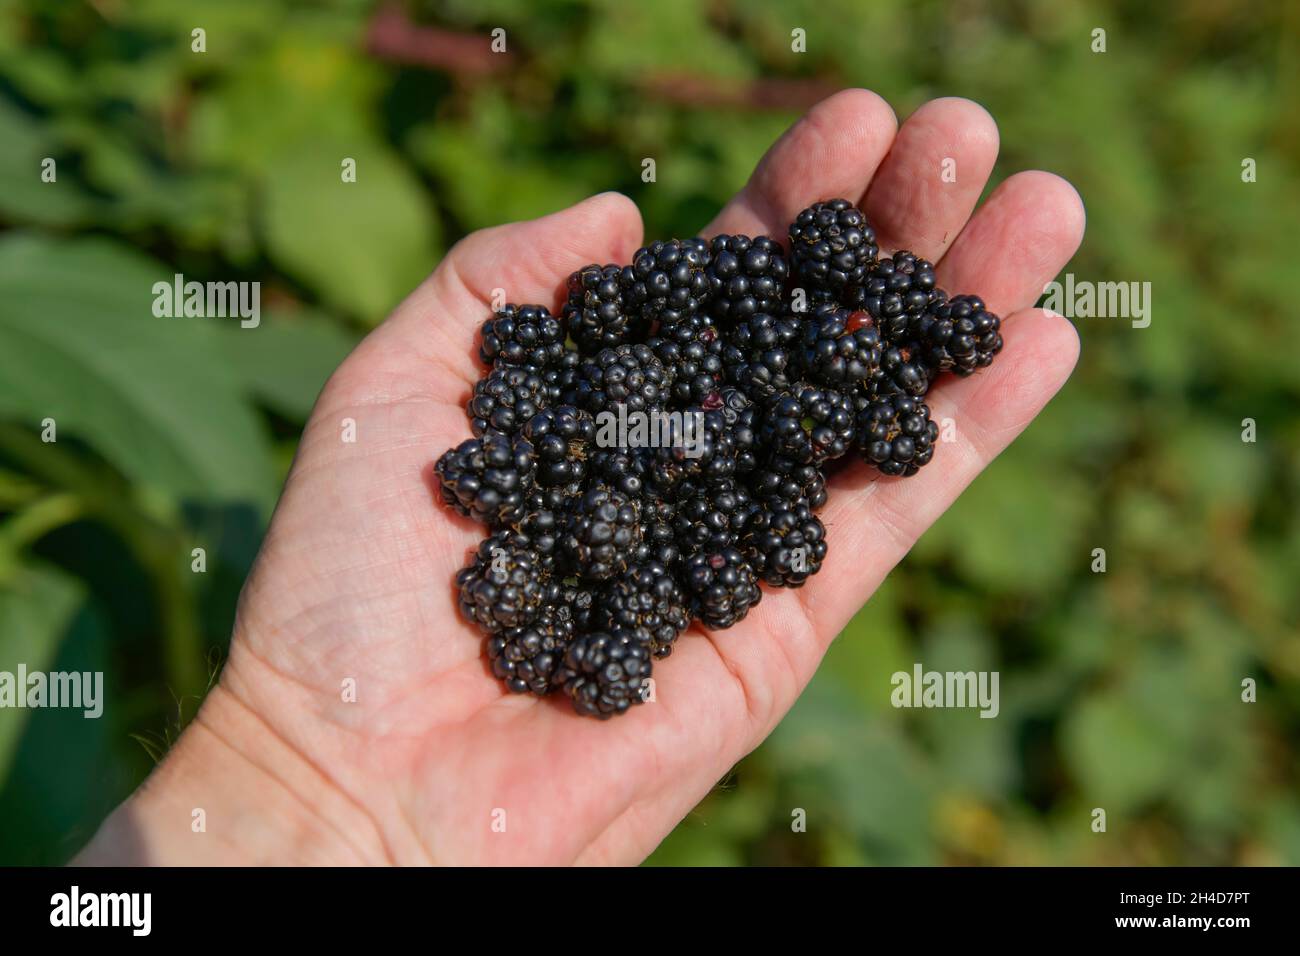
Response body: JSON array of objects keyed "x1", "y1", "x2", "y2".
[{"x1": 0, "y1": 0, "x2": 1296, "y2": 865}]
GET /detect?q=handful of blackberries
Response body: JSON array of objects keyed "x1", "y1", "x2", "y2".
[{"x1": 435, "y1": 199, "x2": 1003, "y2": 718}]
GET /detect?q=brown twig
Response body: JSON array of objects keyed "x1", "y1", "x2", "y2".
[{"x1": 364, "y1": 5, "x2": 837, "y2": 111}]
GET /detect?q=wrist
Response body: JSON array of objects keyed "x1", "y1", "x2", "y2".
[{"x1": 74, "y1": 683, "x2": 388, "y2": 866}]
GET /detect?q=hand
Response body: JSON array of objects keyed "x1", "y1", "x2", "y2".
[{"x1": 77, "y1": 90, "x2": 1084, "y2": 866}]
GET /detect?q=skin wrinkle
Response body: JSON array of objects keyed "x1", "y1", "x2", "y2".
[{"x1": 195, "y1": 688, "x2": 389, "y2": 865}]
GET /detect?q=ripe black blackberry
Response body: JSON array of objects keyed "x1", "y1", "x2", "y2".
[
  {"x1": 522, "y1": 404, "x2": 594, "y2": 487},
  {"x1": 621, "y1": 238, "x2": 712, "y2": 328},
  {"x1": 670, "y1": 478, "x2": 756, "y2": 555},
  {"x1": 857, "y1": 393, "x2": 939, "y2": 477},
  {"x1": 636, "y1": 498, "x2": 680, "y2": 567},
  {"x1": 683, "y1": 547, "x2": 762, "y2": 629},
  {"x1": 468, "y1": 365, "x2": 549, "y2": 436},
  {"x1": 802, "y1": 304, "x2": 884, "y2": 388},
  {"x1": 599, "y1": 560, "x2": 691, "y2": 658},
  {"x1": 742, "y1": 498, "x2": 827, "y2": 587},
  {"x1": 788, "y1": 198, "x2": 879, "y2": 298},
  {"x1": 587, "y1": 445, "x2": 652, "y2": 499},
  {"x1": 435, "y1": 432, "x2": 535, "y2": 528},
  {"x1": 557, "y1": 629, "x2": 654, "y2": 719},
  {"x1": 705, "y1": 234, "x2": 789, "y2": 322},
  {"x1": 723, "y1": 312, "x2": 805, "y2": 396},
  {"x1": 912, "y1": 294, "x2": 1004, "y2": 375},
  {"x1": 456, "y1": 531, "x2": 553, "y2": 633},
  {"x1": 714, "y1": 386, "x2": 763, "y2": 474},
  {"x1": 844, "y1": 251, "x2": 942, "y2": 341},
  {"x1": 746, "y1": 456, "x2": 828, "y2": 510},
  {"x1": 648, "y1": 404, "x2": 738, "y2": 496},
  {"x1": 531, "y1": 349, "x2": 582, "y2": 404},
  {"x1": 563, "y1": 485, "x2": 643, "y2": 580},
  {"x1": 563, "y1": 263, "x2": 644, "y2": 353},
  {"x1": 874, "y1": 343, "x2": 932, "y2": 398},
  {"x1": 486, "y1": 602, "x2": 574, "y2": 695},
  {"x1": 570, "y1": 344, "x2": 672, "y2": 417},
  {"x1": 761, "y1": 385, "x2": 857, "y2": 465},
  {"x1": 648, "y1": 317, "x2": 724, "y2": 406},
  {"x1": 478, "y1": 304, "x2": 566, "y2": 370},
  {"x1": 514, "y1": 506, "x2": 565, "y2": 568}
]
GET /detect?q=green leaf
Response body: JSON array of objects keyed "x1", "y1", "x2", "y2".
[
  {"x1": 0, "y1": 98, "x2": 97, "y2": 227},
  {"x1": 0, "y1": 234, "x2": 276, "y2": 514},
  {"x1": 217, "y1": 310, "x2": 358, "y2": 421},
  {"x1": 261, "y1": 137, "x2": 441, "y2": 322},
  {"x1": 0, "y1": 564, "x2": 85, "y2": 780}
]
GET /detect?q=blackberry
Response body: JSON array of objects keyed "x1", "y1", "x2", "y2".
[
  {"x1": 742, "y1": 498, "x2": 827, "y2": 587},
  {"x1": 913, "y1": 294, "x2": 1004, "y2": 375},
  {"x1": 746, "y1": 457, "x2": 828, "y2": 510},
  {"x1": 621, "y1": 238, "x2": 712, "y2": 328},
  {"x1": 671, "y1": 478, "x2": 756, "y2": 555},
  {"x1": 571, "y1": 344, "x2": 672, "y2": 417},
  {"x1": 716, "y1": 387, "x2": 763, "y2": 474},
  {"x1": 874, "y1": 343, "x2": 932, "y2": 398},
  {"x1": 723, "y1": 312, "x2": 805, "y2": 396},
  {"x1": 468, "y1": 365, "x2": 549, "y2": 436},
  {"x1": 487, "y1": 603, "x2": 575, "y2": 695},
  {"x1": 844, "y1": 251, "x2": 942, "y2": 342},
  {"x1": 457, "y1": 532, "x2": 552, "y2": 633},
  {"x1": 648, "y1": 405, "x2": 737, "y2": 495},
  {"x1": 514, "y1": 507, "x2": 565, "y2": 568},
  {"x1": 532, "y1": 349, "x2": 582, "y2": 404},
  {"x1": 705, "y1": 234, "x2": 789, "y2": 322},
  {"x1": 788, "y1": 198, "x2": 879, "y2": 298},
  {"x1": 435, "y1": 432, "x2": 535, "y2": 528},
  {"x1": 648, "y1": 317, "x2": 724, "y2": 406},
  {"x1": 761, "y1": 385, "x2": 856, "y2": 464},
  {"x1": 588, "y1": 446, "x2": 653, "y2": 499},
  {"x1": 523, "y1": 405, "x2": 594, "y2": 487},
  {"x1": 563, "y1": 264, "x2": 644, "y2": 353},
  {"x1": 563, "y1": 486, "x2": 642, "y2": 580},
  {"x1": 599, "y1": 560, "x2": 691, "y2": 658},
  {"x1": 557, "y1": 629, "x2": 653, "y2": 719},
  {"x1": 635, "y1": 498, "x2": 680, "y2": 566},
  {"x1": 478, "y1": 304, "x2": 566, "y2": 369},
  {"x1": 802, "y1": 304, "x2": 883, "y2": 388},
  {"x1": 857, "y1": 393, "x2": 939, "y2": 477},
  {"x1": 683, "y1": 547, "x2": 762, "y2": 630}
]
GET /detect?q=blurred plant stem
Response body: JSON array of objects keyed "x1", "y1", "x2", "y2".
[{"x1": 0, "y1": 424, "x2": 206, "y2": 705}]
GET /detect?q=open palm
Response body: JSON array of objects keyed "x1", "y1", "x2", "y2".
[{"x1": 197, "y1": 90, "x2": 1085, "y2": 866}]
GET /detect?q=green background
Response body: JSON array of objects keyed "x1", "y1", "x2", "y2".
[{"x1": 0, "y1": 0, "x2": 1296, "y2": 865}]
